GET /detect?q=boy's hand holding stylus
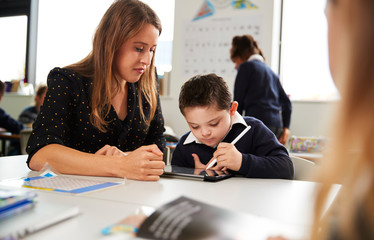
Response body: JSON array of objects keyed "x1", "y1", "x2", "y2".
[
  {"x1": 206, "y1": 125, "x2": 251, "y2": 170},
  {"x1": 209, "y1": 142, "x2": 242, "y2": 171},
  {"x1": 192, "y1": 144, "x2": 242, "y2": 172}
]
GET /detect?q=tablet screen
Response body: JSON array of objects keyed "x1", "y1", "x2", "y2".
[{"x1": 162, "y1": 165, "x2": 234, "y2": 182}]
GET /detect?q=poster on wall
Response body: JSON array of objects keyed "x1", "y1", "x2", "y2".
[{"x1": 181, "y1": 0, "x2": 263, "y2": 80}]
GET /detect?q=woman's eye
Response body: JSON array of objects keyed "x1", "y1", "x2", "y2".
[{"x1": 135, "y1": 47, "x2": 143, "y2": 52}]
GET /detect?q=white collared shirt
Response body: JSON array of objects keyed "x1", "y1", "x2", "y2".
[
  {"x1": 248, "y1": 54, "x2": 264, "y2": 63},
  {"x1": 183, "y1": 111, "x2": 249, "y2": 145}
]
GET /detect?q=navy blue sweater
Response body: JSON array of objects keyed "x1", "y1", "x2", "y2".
[
  {"x1": 171, "y1": 117, "x2": 294, "y2": 179},
  {"x1": 0, "y1": 108, "x2": 24, "y2": 134},
  {"x1": 234, "y1": 60, "x2": 292, "y2": 129}
]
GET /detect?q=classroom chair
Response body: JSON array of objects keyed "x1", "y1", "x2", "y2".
[
  {"x1": 20, "y1": 128, "x2": 32, "y2": 155},
  {"x1": 291, "y1": 155, "x2": 318, "y2": 181}
]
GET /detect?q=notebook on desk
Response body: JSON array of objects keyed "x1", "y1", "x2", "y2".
[
  {"x1": 0, "y1": 200, "x2": 79, "y2": 239},
  {"x1": 162, "y1": 165, "x2": 234, "y2": 182}
]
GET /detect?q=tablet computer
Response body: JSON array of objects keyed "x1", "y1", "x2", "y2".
[{"x1": 162, "y1": 165, "x2": 234, "y2": 182}]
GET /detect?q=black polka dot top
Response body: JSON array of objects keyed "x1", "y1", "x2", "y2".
[{"x1": 26, "y1": 67, "x2": 166, "y2": 165}]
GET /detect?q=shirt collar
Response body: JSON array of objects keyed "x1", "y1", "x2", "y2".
[
  {"x1": 248, "y1": 54, "x2": 264, "y2": 63},
  {"x1": 183, "y1": 111, "x2": 248, "y2": 145}
]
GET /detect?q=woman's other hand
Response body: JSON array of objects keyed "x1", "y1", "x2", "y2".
[
  {"x1": 116, "y1": 144, "x2": 165, "y2": 181},
  {"x1": 95, "y1": 145, "x2": 127, "y2": 157}
]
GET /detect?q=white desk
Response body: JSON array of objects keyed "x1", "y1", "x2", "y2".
[{"x1": 0, "y1": 155, "x2": 340, "y2": 240}]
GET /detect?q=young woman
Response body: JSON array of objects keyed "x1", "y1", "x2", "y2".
[
  {"x1": 27, "y1": 0, "x2": 166, "y2": 181},
  {"x1": 230, "y1": 35, "x2": 292, "y2": 146}
]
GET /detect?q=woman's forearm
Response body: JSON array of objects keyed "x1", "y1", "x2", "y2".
[{"x1": 28, "y1": 144, "x2": 118, "y2": 177}]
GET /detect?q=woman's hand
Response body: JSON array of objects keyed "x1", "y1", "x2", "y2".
[
  {"x1": 116, "y1": 144, "x2": 165, "y2": 181},
  {"x1": 95, "y1": 145, "x2": 127, "y2": 157}
]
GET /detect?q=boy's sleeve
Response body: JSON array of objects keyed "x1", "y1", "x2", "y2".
[
  {"x1": 171, "y1": 143, "x2": 184, "y2": 166},
  {"x1": 170, "y1": 135, "x2": 195, "y2": 168},
  {"x1": 237, "y1": 121, "x2": 294, "y2": 179}
]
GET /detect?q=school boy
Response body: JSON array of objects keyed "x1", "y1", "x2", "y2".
[{"x1": 171, "y1": 74, "x2": 294, "y2": 179}]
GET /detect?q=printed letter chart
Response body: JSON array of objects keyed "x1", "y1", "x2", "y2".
[
  {"x1": 182, "y1": 15, "x2": 263, "y2": 79},
  {"x1": 21, "y1": 173, "x2": 122, "y2": 194}
]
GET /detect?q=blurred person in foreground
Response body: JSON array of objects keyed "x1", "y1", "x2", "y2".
[{"x1": 269, "y1": 0, "x2": 374, "y2": 239}]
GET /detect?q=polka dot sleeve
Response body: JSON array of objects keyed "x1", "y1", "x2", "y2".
[{"x1": 26, "y1": 68, "x2": 79, "y2": 160}]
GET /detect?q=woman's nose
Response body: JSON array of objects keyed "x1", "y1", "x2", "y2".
[{"x1": 140, "y1": 51, "x2": 152, "y2": 66}]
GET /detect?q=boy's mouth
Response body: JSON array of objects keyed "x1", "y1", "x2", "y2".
[{"x1": 202, "y1": 138, "x2": 217, "y2": 146}]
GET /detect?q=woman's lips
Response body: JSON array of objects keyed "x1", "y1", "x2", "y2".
[{"x1": 134, "y1": 68, "x2": 145, "y2": 74}]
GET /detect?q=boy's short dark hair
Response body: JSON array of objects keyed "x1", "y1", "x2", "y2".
[{"x1": 179, "y1": 73, "x2": 232, "y2": 115}]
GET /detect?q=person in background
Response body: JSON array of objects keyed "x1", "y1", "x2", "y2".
[
  {"x1": 0, "y1": 80, "x2": 24, "y2": 134},
  {"x1": 172, "y1": 74, "x2": 293, "y2": 179},
  {"x1": 0, "y1": 80, "x2": 25, "y2": 155},
  {"x1": 18, "y1": 84, "x2": 47, "y2": 125},
  {"x1": 26, "y1": 0, "x2": 166, "y2": 181},
  {"x1": 230, "y1": 35, "x2": 292, "y2": 146},
  {"x1": 268, "y1": 0, "x2": 374, "y2": 239}
]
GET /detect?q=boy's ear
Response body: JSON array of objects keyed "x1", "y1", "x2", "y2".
[{"x1": 230, "y1": 101, "x2": 238, "y2": 116}]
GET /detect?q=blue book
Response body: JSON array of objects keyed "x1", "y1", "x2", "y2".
[{"x1": 0, "y1": 187, "x2": 37, "y2": 220}]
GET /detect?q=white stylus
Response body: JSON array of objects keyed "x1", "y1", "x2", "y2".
[{"x1": 205, "y1": 125, "x2": 251, "y2": 170}]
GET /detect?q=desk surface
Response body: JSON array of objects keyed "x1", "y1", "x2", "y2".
[
  {"x1": 0, "y1": 133, "x2": 20, "y2": 139},
  {"x1": 0, "y1": 155, "x2": 340, "y2": 240}
]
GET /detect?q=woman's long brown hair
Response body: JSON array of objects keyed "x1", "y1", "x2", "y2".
[{"x1": 66, "y1": 0, "x2": 162, "y2": 132}]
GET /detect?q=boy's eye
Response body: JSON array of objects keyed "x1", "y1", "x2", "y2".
[
  {"x1": 191, "y1": 125, "x2": 199, "y2": 129},
  {"x1": 210, "y1": 122, "x2": 219, "y2": 127}
]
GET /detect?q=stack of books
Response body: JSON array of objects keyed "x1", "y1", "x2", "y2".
[{"x1": 0, "y1": 187, "x2": 37, "y2": 220}]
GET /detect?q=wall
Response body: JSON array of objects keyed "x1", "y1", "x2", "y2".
[
  {"x1": 0, "y1": 94, "x2": 34, "y2": 119},
  {"x1": 161, "y1": 0, "x2": 282, "y2": 137},
  {"x1": 23, "y1": 0, "x2": 336, "y2": 140},
  {"x1": 289, "y1": 101, "x2": 337, "y2": 137}
]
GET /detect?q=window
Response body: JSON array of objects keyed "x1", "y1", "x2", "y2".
[
  {"x1": 36, "y1": 0, "x2": 174, "y2": 86},
  {"x1": 0, "y1": 15, "x2": 27, "y2": 83},
  {"x1": 142, "y1": 0, "x2": 174, "y2": 75},
  {"x1": 280, "y1": 0, "x2": 339, "y2": 101},
  {"x1": 0, "y1": 0, "x2": 31, "y2": 88}
]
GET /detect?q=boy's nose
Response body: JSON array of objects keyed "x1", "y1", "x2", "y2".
[{"x1": 201, "y1": 128, "x2": 211, "y2": 137}]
